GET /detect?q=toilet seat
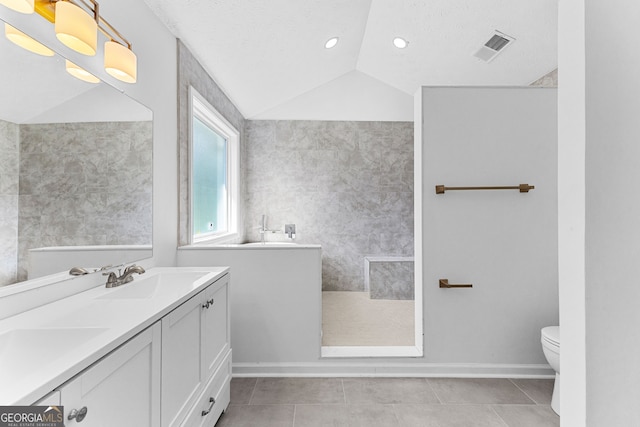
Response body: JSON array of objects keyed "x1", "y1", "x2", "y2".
[{"x1": 541, "y1": 326, "x2": 560, "y2": 347}]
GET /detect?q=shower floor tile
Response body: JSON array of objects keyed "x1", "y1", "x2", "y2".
[{"x1": 321, "y1": 291, "x2": 414, "y2": 346}]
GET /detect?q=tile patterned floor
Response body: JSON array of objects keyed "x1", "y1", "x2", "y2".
[
  {"x1": 215, "y1": 377, "x2": 559, "y2": 427},
  {"x1": 322, "y1": 291, "x2": 414, "y2": 346}
]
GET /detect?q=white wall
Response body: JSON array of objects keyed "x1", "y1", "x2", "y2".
[
  {"x1": 421, "y1": 87, "x2": 558, "y2": 364},
  {"x1": 583, "y1": 1, "x2": 640, "y2": 425},
  {"x1": 178, "y1": 247, "x2": 322, "y2": 365},
  {"x1": 557, "y1": 0, "x2": 586, "y2": 423},
  {"x1": 559, "y1": 1, "x2": 640, "y2": 424}
]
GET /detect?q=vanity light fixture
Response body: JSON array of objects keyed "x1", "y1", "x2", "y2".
[
  {"x1": 54, "y1": 0, "x2": 97, "y2": 55},
  {"x1": 2, "y1": 0, "x2": 138, "y2": 83},
  {"x1": 104, "y1": 40, "x2": 136, "y2": 83},
  {"x1": 4, "y1": 23, "x2": 54, "y2": 56},
  {"x1": 0, "y1": 0, "x2": 34, "y2": 14},
  {"x1": 393, "y1": 37, "x2": 408, "y2": 49},
  {"x1": 65, "y1": 59, "x2": 100, "y2": 83},
  {"x1": 324, "y1": 36, "x2": 339, "y2": 49}
]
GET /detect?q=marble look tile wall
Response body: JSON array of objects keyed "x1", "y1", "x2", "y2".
[
  {"x1": 244, "y1": 121, "x2": 414, "y2": 292},
  {"x1": 17, "y1": 121, "x2": 152, "y2": 281},
  {"x1": 0, "y1": 120, "x2": 19, "y2": 286},
  {"x1": 369, "y1": 261, "x2": 414, "y2": 300},
  {"x1": 177, "y1": 40, "x2": 247, "y2": 245}
]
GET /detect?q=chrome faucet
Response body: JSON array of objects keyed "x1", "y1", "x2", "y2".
[
  {"x1": 258, "y1": 214, "x2": 280, "y2": 243},
  {"x1": 68, "y1": 264, "x2": 114, "y2": 276},
  {"x1": 103, "y1": 264, "x2": 145, "y2": 288}
]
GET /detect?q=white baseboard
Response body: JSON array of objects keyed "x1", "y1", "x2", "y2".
[
  {"x1": 321, "y1": 346, "x2": 423, "y2": 358},
  {"x1": 232, "y1": 361, "x2": 554, "y2": 379}
]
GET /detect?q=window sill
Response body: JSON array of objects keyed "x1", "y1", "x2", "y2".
[{"x1": 191, "y1": 232, "x2": 240, "y2": 246}]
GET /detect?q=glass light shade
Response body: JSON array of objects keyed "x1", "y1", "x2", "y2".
[
  {"x1": 0, "y1": 0, "x2": 34, "y2": 14},
  {"x1": 65, "y1": 59, "x2": 100, "y2": 83},
  {"x1": 5, "y1": 23, "x2": 54, "y2": 56},
  {"x1": 55, "y1": 1, "x2": 97, "y2": 56},
  {"x1": 104, "y1": 41, "x2": 137, "y2": 83}
]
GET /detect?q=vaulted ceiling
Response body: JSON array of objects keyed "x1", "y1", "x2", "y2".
[{"x1": 144, "y1": 0, "x2": 557, "y2": 120}]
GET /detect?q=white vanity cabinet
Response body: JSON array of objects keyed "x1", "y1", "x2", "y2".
[
  {"x1": 161, "y1": 275, "x2": 231, "y2": 427},
  {"x1": 2, "y1": 269, "x2": 232, "y2": 425},
  {"x1": 58, "y1": 322, "x2": 161, "y2": 426}
]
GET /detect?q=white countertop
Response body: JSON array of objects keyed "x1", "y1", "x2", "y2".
[
  {"x1": 0, "y1": 266, "x2": 229, "y2": 405},
  {"x1": 180, "y1": 242, "x2": 322, "y2": 250}
]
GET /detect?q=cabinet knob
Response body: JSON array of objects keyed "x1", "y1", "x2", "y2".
[
  {"x1": 201, "y1": 397, "x2": 216, "y2": 416},
  {"x1": 68, "y1": 407, "x2": 88, "y2": 422},
  {"x1": 202, "y1": 299, "x2": 215, "y2": 309}
]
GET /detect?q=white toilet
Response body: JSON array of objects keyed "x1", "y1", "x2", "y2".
[{"x1": 541, "y1": 326, "x2": 560, "y2": 415}]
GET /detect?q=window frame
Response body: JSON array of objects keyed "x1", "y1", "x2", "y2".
[{"x1": 189, "y1": 86, "x2": 239, "y2": 244}]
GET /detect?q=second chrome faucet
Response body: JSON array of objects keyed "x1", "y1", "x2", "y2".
[
  {"x1": 103, "y1": 264, "x2": 146, "y2": 288},
  {"x1": 259, "y1": 214, "x2": 280, "y2": 243}
]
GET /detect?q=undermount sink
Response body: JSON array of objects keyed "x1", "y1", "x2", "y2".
[
  {"x1": 0, "y1": 327, "x2": 108, "y2": 373},
  {"x1": 96, "y1": 271, "x2": 210, "y2": 300}
]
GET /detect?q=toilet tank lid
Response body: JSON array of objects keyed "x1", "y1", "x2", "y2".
[{"x1": 541, "y1": 326, "x2": 559, "y2": 344}]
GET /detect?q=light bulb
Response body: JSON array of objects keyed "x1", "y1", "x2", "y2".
[
  {"x1": 65, "y1": 60, "x2": 100, "y2": 83},
  {"x1": 5, "y1": 23, "x2": 54, "y2": 56},
  {"x1": 0, "y1": 0, "x2": 34, "y2": 14}
]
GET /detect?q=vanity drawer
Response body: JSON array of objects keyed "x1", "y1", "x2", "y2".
[{"x1": 181, "y1": 349, "x2": 231, "y2": 427}]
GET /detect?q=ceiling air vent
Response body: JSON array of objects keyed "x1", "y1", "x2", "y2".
[{"x1": 474, "y1": 31, "x2": 515, "y2": 63}]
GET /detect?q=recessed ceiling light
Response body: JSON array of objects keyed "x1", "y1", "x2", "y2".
[
  {"x1": 324, "y1": 37, "x2": 339, "y2": 49},
  {"x1": 393, "y1": 37, "x2": 408, "y2": 49}
]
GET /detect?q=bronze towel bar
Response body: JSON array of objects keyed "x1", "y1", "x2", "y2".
[
  {"x1": 435, "y1": 184, "x2": 534, "y2": 194},
  {"x1": 439, "y1": 279, "x2": 473, "y2": 289}
]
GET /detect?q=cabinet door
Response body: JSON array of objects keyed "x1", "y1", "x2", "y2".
[
  {"x1": 161, "y1": 291, "x2": 206, "y2": 427},
  {"x1": 202, "y1": 278, "x2": 229, "y2": 378},
  {"x1": 60, "y1": 322, "x2": 161, "y2": 427}
]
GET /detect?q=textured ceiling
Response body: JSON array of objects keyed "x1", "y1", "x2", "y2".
[{"x1": 144, "y1": 0, "x2": 558, "y2": 120}]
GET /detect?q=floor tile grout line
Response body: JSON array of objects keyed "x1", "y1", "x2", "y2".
[
  {"x1": 247, "y1": 377, "x2": 259, "y2": 406},
  {"x1": 424, "y1": 378, "x2": 444, "y2": 404},
  {"x1": 508, "y1": 378, "x2": 540, "y2": 405},
  {"x1": 341, "y1": 378, "x2": 347, "y2": 405},
  {"x1": 489, "y1": 405, "x2": 512, "y2": 427},
  {"x1": 292, "y1": 404, "x2": 296, "y2": 427},
  {"x1": 390, "y1": 403, "x2": 402, "y2": 425}
]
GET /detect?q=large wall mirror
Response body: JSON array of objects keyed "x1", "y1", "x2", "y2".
[{"x1": 0, "y1": 17, "x2": 152, "y2": 287}]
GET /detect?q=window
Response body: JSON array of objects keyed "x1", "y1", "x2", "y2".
[{"x1": 190, "y1": 87, "x2": 239, "y2": 243}]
